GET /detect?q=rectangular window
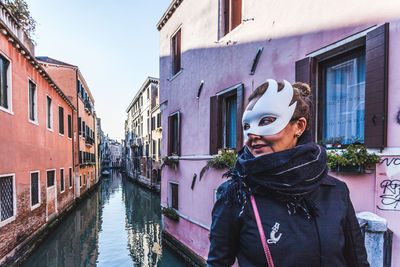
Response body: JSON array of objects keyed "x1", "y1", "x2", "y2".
[
  {"x1": 169, "y1": 182, "x2": 179, "y2": 210},
  {"x1": 84, "y1": 174, "x2": 86, "y2": 185},
  {"x1": 0, "y1": 55, "x2": 10, "y2": 110},
  {"x1": 28, "y1": 80, "x2": 37, "y2": 122},
  {"x1": 321, "y1": 50, "x2": 365, "y2": 145},
  {"x1": 67, "y1": 114, "x2": 72, "y2": 138},
  {"x1": 0, "y1": 175, "x2": 14, "y2": 222},
  {"x1": 224, "y1": 94, "x2": 237, "y2": 149},
  {"x1": 157, "y1": 113, "x2": 161, "y2": 128},
  {"x1": 47, "y1": 96, "x2": 52, "y2": 130},
  {"x1": 47, "y1": 170, "x2": 55, "y2": 187},
  {"x1": 158, "y1": 138, "x2": 161, "y2": 157},
  {"x1": 152, "y1": 140, "x2": 156, "y2": 158},
  {"x1": 210, "y1": 84, "x2": 243, "y2": 154},
  {"x1": 151, "y1": 117, "x2": 155, "y2": 131},
  {"x1": 79, "y1": 175, "x2": 82, "y2": 187},
  {"x1": 168, "y1": 112, "x2": 180, "y2": 156},
  {"x1": 60, "y1": 169, "x2": 65, "y2": 192},
  {"x1": 78, "y1": 117, "x2": 81, "y2": 135},
  {"x1": 69, "y1": 167, "x2": 72, "y2": 188},
  {"x1": 82, "y1": 121, "x2": 86, "y2": 137},
  {"x1": 30, "y1": 172, "x2": 39, "y2": 207},
  {"x1": 172, "y1": 29, "x2": 181, "y2": 75},
  {"x1": 220, "y1": 0, "x2": 242, "y2": 37},
  {"x1": 59, "y1": 106, "x2": 64, "y2": 135}
]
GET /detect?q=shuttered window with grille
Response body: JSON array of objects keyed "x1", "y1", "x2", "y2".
[
  {"x1": 0, "y1": 175, "x2": 14, "y2": 222},
  {"x1": 31, "y1": 172, "x2": 39, "y2": 207}
]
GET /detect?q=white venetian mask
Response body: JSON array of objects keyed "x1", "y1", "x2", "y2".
[{"x1": 242, "y1": 79, "x2": 297, "y2": 141}]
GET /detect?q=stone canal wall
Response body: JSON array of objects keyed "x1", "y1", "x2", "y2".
[{"x1": 0, "y1": 182, "x2": 99, "y2": 266}]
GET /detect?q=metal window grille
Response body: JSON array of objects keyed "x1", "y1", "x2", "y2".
[
  {"x1": 31, "y1": 173, "x2": 39, "y2": 206},
  {"x1": 0, "y1": 176, "x2": 14, "y2": 221},
  {"x1": 384, "y1": 229, "x2": 393, "y2": 267}
]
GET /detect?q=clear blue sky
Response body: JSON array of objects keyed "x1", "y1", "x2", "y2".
[{"x1": 25, "y1": 0, "x2": 171, "y2": 141}]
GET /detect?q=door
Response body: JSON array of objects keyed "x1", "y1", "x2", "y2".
[{"x1": 46, "y1": 170, "x2": 57, "y2": 220}]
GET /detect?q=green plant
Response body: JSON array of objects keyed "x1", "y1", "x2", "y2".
[
  {"x1": 161, "y1": 207, "x2": 179, "y2": 221},
  {"x1": 327, "y1": 144, "x2": 381, "y2": 172},
  {"x1": 199, "y1": 149, "x2": 237, "y2": 180},
  {"x1": 161, "y1": 156, "x2": 179, "y2": 169},
  {"x1": 4, "y1": 0, "x2": 36, "y2": 41}
]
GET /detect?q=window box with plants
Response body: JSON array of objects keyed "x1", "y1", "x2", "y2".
[
  {"x1": 161, "y1": 156, "x2": 179, "y2": 169},
  {"x1": 161, "y1": 206, "x2": 179, "y2": 222},
  {"x1": 327, "y1": 144, "x2": 380, "y2": 174},
  {"x1": 200, "y1": 148, "x2": 237, "y2": 180}
]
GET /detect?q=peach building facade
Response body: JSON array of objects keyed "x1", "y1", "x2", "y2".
[
  {"x1": 37, "y1": 57, "x2": 98, "y2": 197},
  {"x1": 0, "y1": 4, "x2": 75, "y2": 262},
  {"x1": 158, "y1": 0, "x2": 400, "y2": 265}
]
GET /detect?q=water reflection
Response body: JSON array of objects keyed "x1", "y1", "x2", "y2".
[{"x1": 22, "y1": 170, "x2": 184, "y2": 267}]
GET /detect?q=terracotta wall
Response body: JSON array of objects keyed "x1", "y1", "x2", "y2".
[{"x1": 0, "y1": 34, "x2": 74, "y2": 259}]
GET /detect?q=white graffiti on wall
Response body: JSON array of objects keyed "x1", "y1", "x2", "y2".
[{"x1": 377, "y1": 157, "x2": 400, "y2": 211}]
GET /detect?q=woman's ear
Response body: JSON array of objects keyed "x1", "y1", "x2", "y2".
[{"x1": 296, "y1": 117, "x2": 307, "y2": 135}]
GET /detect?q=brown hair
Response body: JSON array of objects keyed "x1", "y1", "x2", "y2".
[{"x1": 248, "y1": 81, "x2": 313, "y2": 130}]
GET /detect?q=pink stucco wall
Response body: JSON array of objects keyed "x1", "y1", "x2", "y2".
[{"x1": 159, "y1": 0, "x2": 400, "y2": 263}]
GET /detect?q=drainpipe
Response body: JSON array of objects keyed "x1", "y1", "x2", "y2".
[{"x1": 76, "y1": 69, "x2": 80, "y2": 187}]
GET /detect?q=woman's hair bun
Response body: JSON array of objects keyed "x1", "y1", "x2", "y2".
[{"x1": 292, "y1": 82, "x2": 311, "y2": 97}]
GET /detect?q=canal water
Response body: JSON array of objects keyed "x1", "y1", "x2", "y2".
[{"x1": 22, "y1": 170, "x2": 185, "y2": 267}]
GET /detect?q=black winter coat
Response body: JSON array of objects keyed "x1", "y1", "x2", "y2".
[{"x1": 207, "y1": 175, "x2": 369, "y2": 267}]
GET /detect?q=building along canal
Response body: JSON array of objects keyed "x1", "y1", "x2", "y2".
[{"x1": 22, "y1": 170, "x2": 185, "y2": 267}]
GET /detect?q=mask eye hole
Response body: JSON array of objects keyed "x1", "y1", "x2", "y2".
[
  {"x1": 259, "y1": 116, "x2": 276, "y2": 126},
  {"x1": 243, "y1": 122, "x2": 250, "y2": 130}
]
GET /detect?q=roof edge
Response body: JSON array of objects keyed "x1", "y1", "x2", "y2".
[
  {"x1": 156, "y1": 0, "x2": 183, "y2": 31},
  {"x1": 126, "y1": 76, "x2": 159, "y2": 113}
]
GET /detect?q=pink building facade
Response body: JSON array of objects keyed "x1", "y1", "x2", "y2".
[
  {"x1": 158, "y1": 0, "x2": 400, "y2": 265},
  {"x1": 0, "y1": 4, "x2": 76, "y2": 262}
]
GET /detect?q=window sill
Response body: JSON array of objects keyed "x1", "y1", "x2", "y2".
[
  {"x1": 47, "y1": 127, "x2": 54, "y2": 132},
  {"x1": 28, "y1": 119, "x2": 39, "y2": 126},
  {"x1": 0, "y1": 215, "x2": 16, "y2": 228},
  {"x1": 0, "y1": 106, "x2": 14, "y2": 115},
  {"x1": 59, "y1": 133, "x2": 64, "y2": 137},
  {"x1": 31, "y1": 203, "x2": 41, "y2": 211},
  {"x1": 169, "y1": 69, "x2": 183, "y2": 81},
  {"x1": 217, "y1": 23, "x2": 243, "y2": 43}
]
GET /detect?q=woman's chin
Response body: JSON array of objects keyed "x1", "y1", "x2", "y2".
[{"x1": 251, "y1": 147, "x2": 273, "y2": 156}]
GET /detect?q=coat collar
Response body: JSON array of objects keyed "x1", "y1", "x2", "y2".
[{"x1": 321, "y1": 175, "x2": 337, "y2": 186}]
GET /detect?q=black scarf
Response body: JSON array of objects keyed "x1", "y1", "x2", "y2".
[{"x1": 223, "y1": 131, "x2": 328, "y2": 219}]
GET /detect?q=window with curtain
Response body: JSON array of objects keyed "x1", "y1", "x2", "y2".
[
  {"x1": 224, "y1": 94, "x2": 237, "y2": 149},
  {"x1": 323, "y1": 51, "x2": 366, "y2": 145},
  {"x1": 46, "y1": 96, "x2": 52, "y2": 129}
]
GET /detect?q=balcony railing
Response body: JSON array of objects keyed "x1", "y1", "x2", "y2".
[{"x1": 85, "y1": 136, "x2": 94, "y2": 146}]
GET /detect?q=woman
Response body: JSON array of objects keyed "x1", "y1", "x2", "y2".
[{"x1": 207, "y1": 79, "x2": 369, "y2": 267}]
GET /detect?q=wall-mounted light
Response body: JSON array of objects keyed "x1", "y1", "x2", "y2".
[
  {"x1": 196, "y1": 80, "x2": 204, "y2": 99},
  {"x1": 250, "y1": 47, "x2": 264, "y2": 75}
]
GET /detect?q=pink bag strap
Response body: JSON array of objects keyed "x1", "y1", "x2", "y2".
[{"x1": 250, "y1": 194, "x2": 275, "y2": 267}]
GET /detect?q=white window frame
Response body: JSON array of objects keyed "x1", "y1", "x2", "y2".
[
  {"x1": 27, "y1": 78, "x2": 38, "y2": 125},
  {"x1": 0, "y1": 173, "x2": 16, "y2": 227},
  {"x1": 46, "y1": 169, "x2": 56, "y2": 189},
  {"x1": 46, "y1": 95, "x2": 53, "y2": 131},
  {"x1": 67, "y1": 114, "x2": 72, "y2": 140},
  {"x1": 0, "y1": 51, "x2": 13, "y2": 115},
  {"x1": 58, "y1": 104, "x2": 64, "y2": 136},
  {"x1": 60, "y1": 168, "x2": 65, "y2": 193},
  {"x1": 168, "y1": 181, "x2": 179, "y2": 210},
  {"x1": 69, "y1": 167, "x2": 73, "y2": 189},
  {"x1": 30, "y1": 171, "x2": 41, "y2": 210}
]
